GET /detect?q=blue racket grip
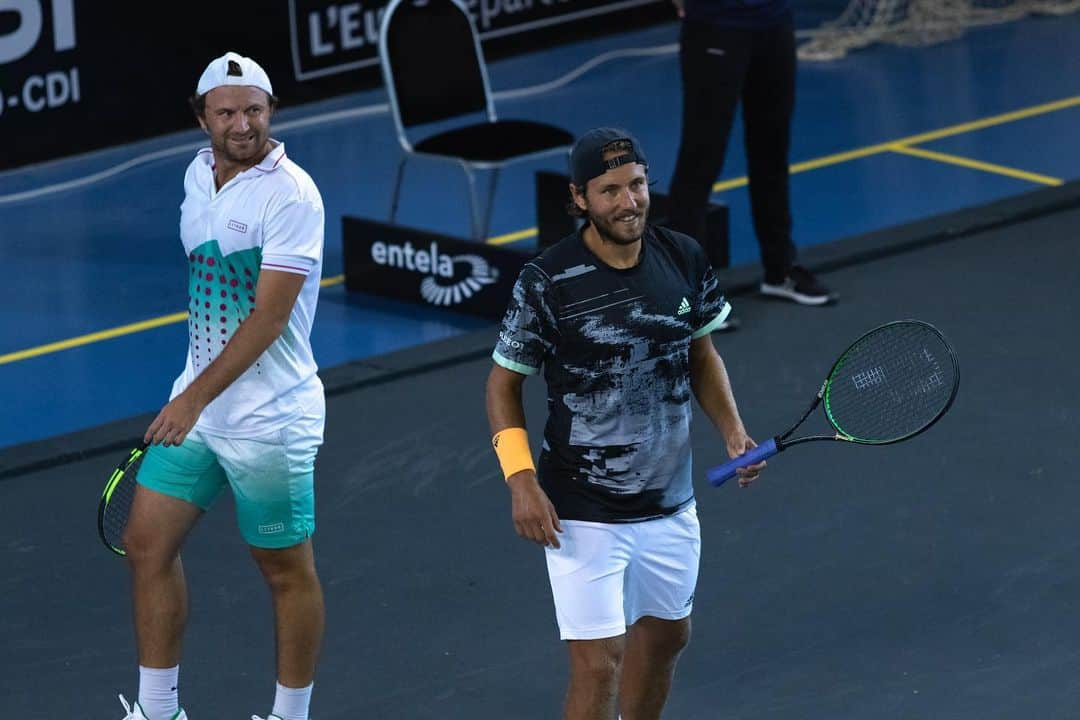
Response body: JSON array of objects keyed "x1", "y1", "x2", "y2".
[{"x1": 706, "y1": 438, "x2": 778, "y2": 487}]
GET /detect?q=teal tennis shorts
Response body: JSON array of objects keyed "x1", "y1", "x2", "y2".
[{"x1": 138, "y1": 413, "x2": 323, "y2": 549}]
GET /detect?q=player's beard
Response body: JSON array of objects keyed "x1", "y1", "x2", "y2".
[
  {"x1": 588, "y1": 201, "x2": 649, "y2": 246},
  {"x1": 216, "y1": 127, "x2": 270, "y2": 166}
]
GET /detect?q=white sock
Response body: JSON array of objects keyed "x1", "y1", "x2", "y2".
[
  {"x1": 271, "y1": 681, "x2": 313, "y2": 720},
  {"x1": 138, "y1": 665, "x2": 180, "y2": 720}
]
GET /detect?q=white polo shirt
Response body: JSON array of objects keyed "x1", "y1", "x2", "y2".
[{"x1": 172, "y1": 141, "x2": 326, "y2": 438}]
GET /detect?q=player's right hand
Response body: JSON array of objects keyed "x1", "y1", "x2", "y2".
[
  {"x1": 726, "y1": 428, "x2": 766, "y2": 487},
  {"x1": 506, "y1": 471, "x2": 563, "y2": 549},
  {"x1": 144, "y1": 390, "x2": 205, "y2": 447}
]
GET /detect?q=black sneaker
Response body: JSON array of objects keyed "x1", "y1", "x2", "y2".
[{"x1": 760, "y1": 266, "x2": 835, "y2": 305}]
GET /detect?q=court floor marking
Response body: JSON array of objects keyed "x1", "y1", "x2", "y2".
[
  {"x1": 887, "y1": 144, "x2": 1063, "y2": 185},
  {"x1": 487, "y1": 94, "x2": 1080, "y2": 244},
  {"x1": 3, "y1": 96, "x2": 1076, "y2": 366},
  {"x1": 0, "y1": 275, "x2": 346, "y2": 366},
  {"x1": 0, "y1": 312, "x2": 189, "y2": 365}
]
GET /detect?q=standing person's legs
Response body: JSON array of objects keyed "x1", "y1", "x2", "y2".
[
  {"x1": 667, "y1": 20, "x2": 750, "y2": 242},
  {"x1": 251, "y1": 539, "x2": 325, "y2": 720},
  {"x1": 217, "y1": 411, "x2": 324, "y2": 720},
  {"x1": 124, "y1": 438, "x2": 230, "y2": 719},
  {"x1": 546, "y1": 520, "x2": 635, "y2": 720},
  {"x1": 617, "y1": 506, "x2": 701, "y2": 720},
  {"x1": 124, "y1": 488, "x2": 203, "y2": 667},
  {"x1": 566, "y1": 635, "x2": 627, "y2": 720},
  {"x1": 741, "y1": 19, "x2": 798, "y2": 284},
  {"x1": 250, "y1": 539, "x2": 325, "y2": 687},
  {"x1": 618, "y1": 617, "x2": 692, "y2": 720}
]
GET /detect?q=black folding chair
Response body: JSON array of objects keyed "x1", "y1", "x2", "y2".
[{"x1": 378, "y1": 0, "x2": 575, "y2": 241}]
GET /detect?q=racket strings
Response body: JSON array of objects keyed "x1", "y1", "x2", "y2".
[
  {"x1": 102, "y1": 457, "x2": 141, "y2": 551},
  {"x1": 824, "y1": 323, "x2": 957, "y2": 442}
]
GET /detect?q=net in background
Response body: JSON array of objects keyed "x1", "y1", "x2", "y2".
[{"x1": 798, "y1": 0, "x2": 1080, "y2": 60}]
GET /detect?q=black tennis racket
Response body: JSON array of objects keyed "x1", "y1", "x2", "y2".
[
  {"x1": 97, "y1": 442, "x2": 148, "y2": 556},
  {"x1": 707, "y1": 319, "x2": 959, "y2": 487}
]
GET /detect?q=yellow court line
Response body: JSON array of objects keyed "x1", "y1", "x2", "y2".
[
  {"x1": 492, "y1": 96, "x2": 1079, "y2": 234},
  {"x1": 321, "y1": 274, "x2": 344, "y2": 287},
  {"x1": 892, "y1": 95, "x2": 1080, "y2": 146},
  {"x1": 0, "y1": 312, "x2": 190, "y2": 365},
  {"x1": 5, "y1": 96, "x2": 1077, "y2": 366},
  {"x1": 1, "y1": 277, "x2": 347, "y2": 366},
  {"x1": 888, "y1": 144, "x2": 1063, "y2": 186},
  {"x1": 488, "y1": 227, "x2": 539, "y2": 246},
  {"x1": 711, "y1": 95, "x2": 1080, "y2": 193},
  {"x1": 713, "y1": 145, "x2": 894, "y2": 192}
]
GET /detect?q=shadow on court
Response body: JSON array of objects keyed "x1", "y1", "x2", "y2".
[{"x1": 2, "y1": 192, "x2": 1079, "y2": 719}]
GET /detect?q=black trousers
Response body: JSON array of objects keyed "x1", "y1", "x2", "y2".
[{"x1": 666, "y1": 16, "x2": 797, "y2": 284}]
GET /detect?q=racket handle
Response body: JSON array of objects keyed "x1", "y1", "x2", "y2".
[{"x1": 706, "y1": 438, "x2": 779, "y2": 487}]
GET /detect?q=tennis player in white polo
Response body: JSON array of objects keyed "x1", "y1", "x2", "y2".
[{"x1": 117, "y1": 51, "x2": 326, "y2": 720}]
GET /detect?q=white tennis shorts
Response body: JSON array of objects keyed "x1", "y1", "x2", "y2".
[{"x1": 544, "y1": 505, "x2": 701, "y2": 640}]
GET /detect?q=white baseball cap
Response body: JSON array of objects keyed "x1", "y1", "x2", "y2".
[{"x1": 196, "y1": 51, "x2": 273, "y2": 96}]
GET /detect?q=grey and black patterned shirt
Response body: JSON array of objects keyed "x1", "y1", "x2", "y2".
[{"x1": 493, "y1": 225, "x2": 730, "y2": 522}]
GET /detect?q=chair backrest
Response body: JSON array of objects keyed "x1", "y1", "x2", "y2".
[{"x1": 379, "y1": 0, "x2": 495, "y2": 134}]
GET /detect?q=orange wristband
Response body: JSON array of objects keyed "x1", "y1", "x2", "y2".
[{"x1": 492, "y1": 427, "x2": 535, "y2": 481}]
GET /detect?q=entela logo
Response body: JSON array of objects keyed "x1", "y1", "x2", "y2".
[{"x1": 371, "y1": 240, "x2": 498, "y2": 307}]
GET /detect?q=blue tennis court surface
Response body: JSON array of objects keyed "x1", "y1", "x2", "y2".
[
  {"x1": 3, "y1": 9, "x2": 1080, "y2": 720},
  {"x1": 1, "y1": 15, "x2": 1078, "y2": 449},
  {"x1": 3, "y1": 193, "x2": 1079, "y2": 717}
]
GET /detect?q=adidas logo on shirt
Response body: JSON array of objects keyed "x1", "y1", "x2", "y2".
[{"x1": 677, "y1": 297, "x2": 691, "y2": 315}]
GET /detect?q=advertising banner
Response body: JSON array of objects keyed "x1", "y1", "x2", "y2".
[
  {"x1": 343, "y1": 216, "x2": 532, "y2": 319},
  {"x1": 342, "y1": 166, "x2": 729, "y2": 321},
  {"x1": 290, "y1": 0, "x2": 667, "y2": 80},
  {"x1": 1, "y1": 0, "x2": 669, "y2": 171}
]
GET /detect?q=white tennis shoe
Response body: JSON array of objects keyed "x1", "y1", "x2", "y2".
[{"x1": 117, "y1": 694, "x2": 188, "y2": 720}]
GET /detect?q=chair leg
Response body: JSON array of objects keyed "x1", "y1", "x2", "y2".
[
  {"x1": 480, "y1": 167, "x2": 500, "y2": 243},
  {"x1": 389, "y1": 157, "x2": 407, "y2": 223},
  {"x1": 458, "y1": 161, "x2": 482, "y2": 241}
]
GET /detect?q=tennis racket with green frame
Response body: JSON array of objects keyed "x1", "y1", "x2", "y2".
[
  {"x1": 707, "y1": 319, "x2": 959, "y2": 486},
  {"x1": 97, "y1": 442, "x2": 148, "y2": 555}
]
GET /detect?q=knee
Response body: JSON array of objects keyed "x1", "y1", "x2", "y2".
[
  {"x1": 569, "y1": 640, "x2": 624, "y2": 688},
  {"x1": 122, "y1": 524, "x2": 176, "y2": 570},
  {"x1": 252, "y1": 546, "x2": 318, "y2": 594},
  {"x1": 258, "y1": 559, "x2": 304, "y2": 593},
  {"x1": 667, "y1": 622, "x2": 692, "y2": 656},
  {"x1": 638, "y1": 617, "x2": 692, "y2": 660}
]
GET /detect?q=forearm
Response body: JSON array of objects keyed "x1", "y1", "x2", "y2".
[
  {"x1": 183, "y1": 310, "x2": 287, "y2": 407},
  {"x1": 485, "y1": 365, "x2": 539, "y2": 487},
  {"x1": 183, "y1": 268, "x2": 304, "y2": 409},
  {"x1": 486, "y1": 363, "x2": 561, "y2": 543},
  {"x1": 690, "y1": 337, "x2": 745, "y2": 436}
]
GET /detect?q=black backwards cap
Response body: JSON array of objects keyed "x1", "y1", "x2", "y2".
[{"x1": 570, "y1": 127, "x2": 648, "y2": 188}]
